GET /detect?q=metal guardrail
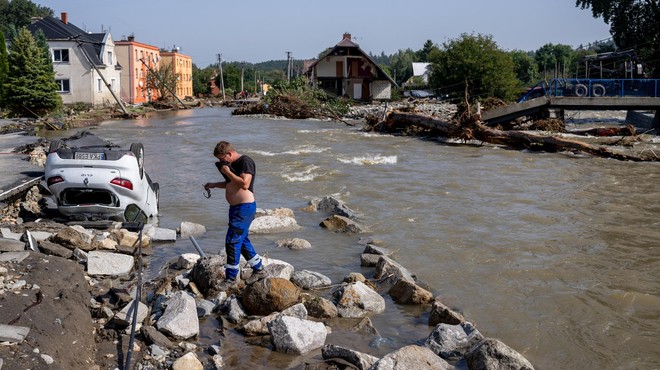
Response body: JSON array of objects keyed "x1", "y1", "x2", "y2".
[{"x1": 519, "y1": 78, "x2": 660, "y2": 102}]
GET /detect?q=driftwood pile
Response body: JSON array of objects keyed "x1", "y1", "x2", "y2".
[{"x1": 365, "y1": 102, "x2": 659, "y2": 162}]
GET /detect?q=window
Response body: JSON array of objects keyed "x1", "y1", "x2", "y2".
[
  {"x1": 107, "y1": 51, "x2": 113, "y2": 65},
  {"x1": 97, "y1": 79, "x2": 103, "y2": 92},
  {"x1": 111, "y1": 78, "x2": 116, "y2": 92},
  {"x1": 56, "y1": 79, "x2": 70, "y2": 92},
  {"x1": 53, "y1": 49, "x2": 69, "y2": 62}
]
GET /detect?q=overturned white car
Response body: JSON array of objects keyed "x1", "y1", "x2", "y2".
[{"x1": 44, "y1": 131, "x2": 159, "y2": 222}]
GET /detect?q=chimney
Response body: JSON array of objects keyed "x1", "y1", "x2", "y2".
[
  {"x1": 343, "y1": 33, "x2": 351, "y2": 40},
  {"x1": 61, "y1": 12, "x2": 68, "y2": 24},
  {"x1": 127, "y1": 35, "x2": 135, "y2": 42}
]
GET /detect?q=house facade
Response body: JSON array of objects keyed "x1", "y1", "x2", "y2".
[
  {"x1": 160, "y1": 49, "x2": 193, "y2": 100},
  {"x1": 115, "y1": 36, "x2": 160, "y2": 104},
  {"x1": 306, "y1": 33, "x2": 396, "y2": 100},
  {"x1": 28, "y1": 12, "x2": 122, "y2": 107}
]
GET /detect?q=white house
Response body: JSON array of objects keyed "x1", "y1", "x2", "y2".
[{"x1": 28, "y1": 12, "x2": 122, "y2": 107}]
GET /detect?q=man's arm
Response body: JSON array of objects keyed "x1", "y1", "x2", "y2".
[
  {"x1": 220, "y1": 165, "x2": 252, "y2": 191},
  {"x1": 204, "y1": 181, "x2": 227, "y2": 190}
]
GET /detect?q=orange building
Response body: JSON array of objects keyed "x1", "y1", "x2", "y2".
[
  {"x1": 115, "y1": 36, "x2": 160, "y2": 104},
  {"x1": 160, "y1": 48, "x2": 193, "y2": 100}
]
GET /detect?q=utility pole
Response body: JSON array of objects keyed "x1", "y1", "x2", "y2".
[
  {"x1": 240, "y1": 64, "x2": 244, "y2": 96},
  {"x1": 254, "y1": 67, "x2": 257, "y2": 95},
  {"x1": 286, "y1": 51, "x2": 292, "y2": 83},
  {"x1": 217, "y1": 53, "x2": 226, "y2": 100}
]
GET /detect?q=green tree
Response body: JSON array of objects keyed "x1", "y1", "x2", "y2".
[
  {"x1": 428, "y1": 33, "x2": 520, "y2": 101},
  {"x1": 576, "y1": 0, "x2": 660, "y2": 77},
  {"x1": 0, "y1": 0, "x2": 52, "y2": 37},
  {"x1": 147, "y1": 61, "x2": 178, "y2": 101},
  {"x1": 416, "y1": 40, "x2": 439, "y2": 61},
  {"x1": 192, "y1": 63, "x2": 213, "y2": 96},
  {"x1": 3, "y1": 28, "x2": 60, "y2": 116},
  {"x1": 510, "y1": 50, "x2": 539, "y2": 86},
  {"x1": 0, "y1": 32, "x2": 8, "y2": 106},
  {"x1": 389, "y1": 48, "x2": 415, "y2": 86},
  {"x1": 534, "y1": 43, "x2": 576, "y2": 79}
]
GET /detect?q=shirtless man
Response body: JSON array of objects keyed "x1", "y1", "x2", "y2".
[{"x1": 204, "y1": 141, "x2": 267, "y2": 290}]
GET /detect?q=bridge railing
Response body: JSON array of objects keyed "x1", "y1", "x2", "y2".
[{"x1": 519, "y1": 78, "x2": 660, "y2": 102}]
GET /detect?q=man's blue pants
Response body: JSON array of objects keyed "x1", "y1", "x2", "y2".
[{"x1": 224, "y1": 202, "x2": 262, "y2": 279}]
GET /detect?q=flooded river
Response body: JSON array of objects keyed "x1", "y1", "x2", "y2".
[{"x1": 44, "y1": 107, "x2": 659, "y2": 368}]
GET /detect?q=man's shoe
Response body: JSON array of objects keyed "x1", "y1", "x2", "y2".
[
  {"x1": 218, "y1": 278, "x2": 238, "y2": 291},
  {"x1": 246, "y1": 268, "x2": 268, "y2": 285}
]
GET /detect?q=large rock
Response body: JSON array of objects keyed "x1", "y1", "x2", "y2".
[
  {"x1": 321, "y1": 344, "x2": 379, "y2": 370},
  {"x1": 369, "y1": 345, "x2": 451, "y2": 370},
  {"x1": 276, "y1": 237, "x2": 311, "y2": 250},
  {"x1": 389, "y1": 280, "x2": 433, "y2": 304},
  {"x1": 465, "y1": 338, "x2": 534, "y2": 370},
  {"x1": 268, "y1": 315, "x2": 327, "y2": 355},
  {"x1": 111, "y1": 300, "x2": 149, "y2": 327},
  {"x1": 241, "y1": 278, "x2": 301, "y2": 316},
  {"x1": 87, "y1": 251, "x2": 134, "y2": 277},
  {"x1": 424, "y1": 322, "x2": 483, "y2": 361},
  {"x1": 156, "y1": 291, "x2": 199, "y2": 339},
  {"x1": 301, "y1": 294, "x2": 338, "y2": 319},
  {"x1": 374, "y1": 256, "x2": 416, "y2": 290},
  {"x1": 315, "y1": 196, "x2": 361, "y2": 220},
  {"x1": 38, "y1": 240, "x2": 73, "y2": 258},
  {"x1": 188, "y1": 255, "x2": 226, "y2": 296},
  {"x1": 0, "y1": 238, "x2": 25, "y2": 252},
  {"x1": 320, "y1": 215, "x2": 365, "y2": 233},
  {"x1": 333, "y1": 281, "x2": 385, "y2": 318},
  {"x1": 171, "y1": 352, "x2": 203, "y2": 370},
  {"x1": 249, "y1": 215, "x2": 300, "y2": 233},
  {"x1": 429, "y1": 297, "x2": 465, "y2": 326},
  {"x1": 49, "y1": 227, "x2": 91, "y2": 251},
  {"x1": 291, "y1": 270, "x2": 331, "y2": 289},
  {"x1": 239, "y1": 303, "x2": 307, "y2": 336},
  {"x1": 179, "y1": 222, "x2": 206, "y2": 238}
]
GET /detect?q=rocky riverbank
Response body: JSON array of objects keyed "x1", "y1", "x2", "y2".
[{"x1": 0, "y1": 187, "x2": 535, "y2": 369}]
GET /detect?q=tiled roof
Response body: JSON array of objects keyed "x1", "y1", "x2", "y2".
[{"x1": 28, "y1": 16, "x2": 104, "y2": 66}]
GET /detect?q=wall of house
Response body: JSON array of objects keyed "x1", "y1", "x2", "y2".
[
  {"x1": 160, "y1": 51, "x2": 193, "y2": 99},
  {"x1": 315, "y1": 56, "x2": 346, "y2": 78},
  {"x1": 116, "y1": 40, "x2": 160, "y2": 104},
  {"x1": 49, "y1": 40, "x2": 91, "y2": 105},
  {"x1": 92, "y1": 34, "x2": 122, "y2": 107}
]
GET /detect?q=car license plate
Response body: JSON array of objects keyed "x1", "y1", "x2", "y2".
[{"x1": 74, "y1": 152, "x2": 104, "y2": 160}]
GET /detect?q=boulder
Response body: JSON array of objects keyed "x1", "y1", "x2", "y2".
[
  {"x1": 291, "y1": 270, "x2": 331, "y2": 289},
  {"x1": 268, "y1": 315, "x2": 327, "y2": 355},
  {"x1": 276, "y1": 237, "x2": 311, "y2": 250},
  {"x1": 156, "y1": 291, "x2": 199, "y2": 339},
  {"x1": 241, "y1": 278, "x2": 301, "y2": 316},
  {"x1": 49, "y1": 227, "x2": 90, "y2": 251},
  {"x1": 465, "y1": 338, "x2": 534, "y2": 370},
  {"x1": 369, "y1": 345, "x2": 451, "y2": 370},
  {"x1": 0, "y1": 238, "x2": 26, "y2": 252},
  {"x1": 429, "y1": 297, "x2": 465, "y2": 326},
  {"x1": 321, "y1": 344, "x2": 379, "y2": 370},
  {"x1": 389, "y1": 280, "x2": 433, "y2": 304},
  {"x1": 374, "y1": 256, "x2": 416, "y2": 290},
  {"x1": 188, "y1": 255, "x2": 226, "y2": 296},
  {"x1": 301, "y1": 294, "x2": 338, "y2": 319},
  {"x1": 315, "y1": 196, "x2": 361, "y2": 220},
  {"x1": 239, "y1": 303, "x2": 307, "y2": 336},
  {"x1": 87, "y1": 251, "x2": 134, "y2": 277},
  {"x1": 333, "y1": 281, "x2": 385, "y2": 318},
  {"x1": 179, "y1": 222, "x2": 206, "y2": 238},
  {"x1": 249, "y1": 215, "x2": 300, "y2": 233},
  {"x1": 424, "y1": 322, "x2": 483, "y2": 361},
  {"x1": 171, "y1": 352, "x2": 203, "y2": 370},
  {"x1": 319, "y1": 215, "x2": 365, "y2": 233},
  {"x1": 111, "y1": 300, "x2": 149, "y2": 327},
  {"x1": 177, "y1": 253, "x2": 200, "y2": 269}
]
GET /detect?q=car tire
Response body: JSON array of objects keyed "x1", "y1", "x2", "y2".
[
  {"x1": 152, "y1": 182, "x2": 160, "y2": 213},
  {"x1": 130, "y1": 143, "x2": 144, "y2": 179},
  {"x1": 48, "y1": 140, "x2": 63, "y2": 153}
]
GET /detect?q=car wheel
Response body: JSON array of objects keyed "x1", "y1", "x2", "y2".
[
  {"x1": 48, "y1": 140, "x2": 63, "y2": 153},
  {"x1": 130, "y1": 143, "x2": 144, "y2": 179},
  {"x1": 152, "y1": 182, "x2": 160, "y2": 213}
]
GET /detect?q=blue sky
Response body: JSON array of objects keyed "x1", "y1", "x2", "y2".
[{"x1": 33, "y1": 0, "x2": 610, "y2": 67}]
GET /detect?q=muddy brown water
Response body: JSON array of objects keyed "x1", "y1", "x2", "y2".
[{"x1": 42, "y1": 108, "x2": 660, "y2": 369}]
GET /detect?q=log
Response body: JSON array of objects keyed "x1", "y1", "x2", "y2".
[
  {"x1": 567, "y1": 125, "x2": 635, "y2": 137},
  {"x1": 374, "y1": 111, "x2": 657, "y2": 162}
]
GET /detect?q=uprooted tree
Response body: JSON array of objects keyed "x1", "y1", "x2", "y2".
[{"x1": 365, "y1": 100, "x2": 658, "y2": 162}]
